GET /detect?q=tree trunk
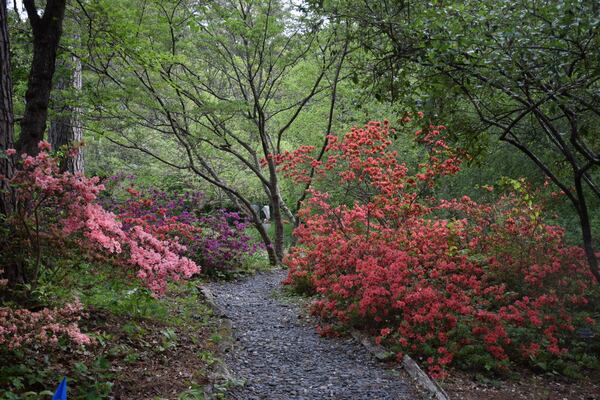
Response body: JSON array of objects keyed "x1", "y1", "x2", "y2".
[
  {"x1": 263, "y1": 150, "x2": 285, "y2": 263},
  {"x1": 270, "y1": 190, "x2": 285, "y2": 262},
  {"x1": 16, "y1": 0, "x2": 66, "y2": 156},
  {"x1": 253, "y1": 216, "x2": 278, "y2": 266},
  {"x1": 0, "y1": 0, "x2": 25, "y2": 287},
  {"x1": 48, "y1": 49, "x2": 84, "y2": 173},
  {"x1": 233, "y1": 196, "x2": 279, "y2": 266},
  {"x1": 580, "y1": 214, "x2": 600, "y2": 284},
  {"x1": 574, "y1": 176, "x2": 600, "y2": 283},
  {"x1": 0, "y1": 0, "x2": 15, "y2": 215}
]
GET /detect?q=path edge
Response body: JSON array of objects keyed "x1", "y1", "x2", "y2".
[
  {"x1": 350, "y1": 329, "x2": 450, "y2": 400},
  {"x1": 197, "y1": 285, "x2": 237, "y2": 398}
]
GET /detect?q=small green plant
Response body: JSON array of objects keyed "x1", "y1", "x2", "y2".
[
  {"x1": 209, "y1": 333, "x2": 223, "y2": 344},
  {"x1": 124, "y1": 352, "x2": 141, "y2": 364},
  {"x1": 178, "y1": 384, "x2": 206, "y2": 399},
  {"x1": 197, "y1": 350, "x2": 217, "y2": 366},
  {"x1": 159, "y1": 328, "x2": 178, "y2": 351}
]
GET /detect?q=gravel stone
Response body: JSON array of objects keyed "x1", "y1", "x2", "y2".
[{"x1": 206, "y1": 269, "x2": 419, "y2": 399}]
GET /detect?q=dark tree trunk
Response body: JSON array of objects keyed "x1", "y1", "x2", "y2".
[
  {"x1": 264, "y1": 152, "x2": 285, "y2": 263},
  {"x1": 0, "y1": 0, "x2": 15, "y2": 215},
  {"x1": 270, "y1": 190, "x2": 285, "y2": 262},
  {"x1": 253, "y1": 216, "x2": 278, "y2": 266},
  {"x1": 48, "y1": 49, "x2": 84, "y2": 173},
  {"x1": 0, "y1": 0, "x2": 25, "y2": 287},
  {"x1": 16, "y1": 0, "x2": 67, "y2": 156},
  {"x1": 574, "y1": 176, "x2": 600, "y2": 283}
]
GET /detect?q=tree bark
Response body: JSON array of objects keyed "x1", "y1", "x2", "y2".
[
  {"x1": 16, "y1": 0, "x2": 67, "y2": 156},
  {"x1": 252, "y1": 215, "x2": 278, "y2": 266},
  {"x1": 574, "y1": 175, "x2": 600, "y2": 283},
  {"x1": 49, "y1": 48, "x2": 84, "y2": 173},
  {"x1": 270, "y1": 188, "x2": 285, "y2": 262},
  {"x1": 0, "y1": 0, "x2": 25, "y2": 287},
  {"x1": 0, "y1": 0, "x2": 15, "y2": 215}
]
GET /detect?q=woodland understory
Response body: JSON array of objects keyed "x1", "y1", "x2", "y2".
[{"x1": 0, "y1": 0, "x2": 599, "y2": 399}]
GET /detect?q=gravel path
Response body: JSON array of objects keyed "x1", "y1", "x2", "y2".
[{"x1": 206, "y1": 269, "x2": 419, "y2": 400}]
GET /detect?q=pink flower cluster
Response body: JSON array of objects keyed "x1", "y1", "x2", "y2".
[
  {"x1": 0, "y1": 299, "x2": 91, "y2": 350},
  {"x1": 1, "y1": 142, "x2": 200, "y2": 350},
  {"x1": 4, "y1": 142, "x2": 200, "y2": 295}
]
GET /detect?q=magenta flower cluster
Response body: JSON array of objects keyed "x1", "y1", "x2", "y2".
[{"x1": 103, "y1": 178, "x2": 258, "y2": 276}]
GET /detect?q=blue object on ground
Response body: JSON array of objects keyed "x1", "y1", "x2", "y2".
[{"x1": 52, "y1": 377, "x2": 67, "y2": 400}]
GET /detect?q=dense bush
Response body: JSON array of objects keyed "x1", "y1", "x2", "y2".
[
  {"x1": 0, "y1": 295, "x2": 90, "y2": 350},
  {"x1": 282, "y1": 120, "x2": 600, "y2": 377},
  {"x1": 0, "y1": 143, "x2": 199, "y2": 350},
  {"x1": 103, "y1": 178, "x2": 258, "y2": 277}
]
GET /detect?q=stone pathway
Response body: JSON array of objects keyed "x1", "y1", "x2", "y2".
[{"x1": 206, "y1": 269, "x2": 419, "y2": 400}]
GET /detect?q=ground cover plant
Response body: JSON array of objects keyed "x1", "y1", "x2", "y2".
[
  {"x1": 282, "y1": 119, "x2": 600, "y2": 378},
  {"x1": 0, "y1": 262, "x2": 220, "y2": 399}
]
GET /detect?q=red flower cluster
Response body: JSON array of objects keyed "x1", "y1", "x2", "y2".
[{"x1": 281, "y1": 121, "x2": 599, "y2": 377}]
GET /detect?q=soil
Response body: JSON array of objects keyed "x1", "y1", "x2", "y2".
[
  {"x1": 77, "y1": 309, "x2": 211, "y2": 399},
  {"x1": 441, "y1": 368, "x2": 600, "y2": 400},
  {"x1": 47, "y1": 286, "x2": 216, "y2": 400}
]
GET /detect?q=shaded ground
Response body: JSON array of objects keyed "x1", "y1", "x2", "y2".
[
  {"x1": 206, "y1": 268, "x2": 420, "y2": 400},
  {"x1": 0, "y1": 279, "x2": 216, "y2": 399},
  {"x1": 75, "y1": 307, "x2": 212, "y2": 399},
  {"x1": 442, "y1": 369, "x2": 600, "y2": 400}
]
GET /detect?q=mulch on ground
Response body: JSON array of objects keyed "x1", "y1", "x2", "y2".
[
  {"x1": 441, "y1": 368, "x2": 600, "y2": 400},
  {"x1": 74, "y1": 308, "x2": 211, "y2": 399}
]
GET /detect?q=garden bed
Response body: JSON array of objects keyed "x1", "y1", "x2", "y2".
[
  {"x1": 441, "y1": 368, "x2": 600, "y2": 400},
  {"x1": 0, "y1": 278, "x2": 221, "y2": 399}
]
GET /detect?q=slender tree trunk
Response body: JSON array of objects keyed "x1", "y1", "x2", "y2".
[
  {"x1": 49, "y1": 49, "x2": 84, "y2": 173},
  {"x1": 252, "y1": 216, "x2": 278, "y2": 266},
  {"x1": 231, "y1": 196, "x2": 279, "y2": 266},
  {"x1": 263, "y1": 151, "x2": 285, "y2": 263},
  {"x1": 0, "y1": 0, "x2": 24, "y2": 287},
  {"x1": 16, "y1": 0, "x2": 66, "y2": 156},
  {"x1": 270, "y1": 189, "x2": 285, "y2": 262},
  {"x1": 574, "y1": 176, "x2": 600, "y2": 283},
  {"x1": 0, "y1": 0, "x2": 15, "y2": 215}
]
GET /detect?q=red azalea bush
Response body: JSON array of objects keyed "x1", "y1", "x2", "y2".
[
  {"x1": 0, "y1": 142, "x2": 200, "y2": 350},
  {"x1": 281, "y1": 120, "x2": 600, "y2": 377}
]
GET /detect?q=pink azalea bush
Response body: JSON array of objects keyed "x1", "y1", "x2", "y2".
[
  {"x1": 0, "y1": 283, "x2": 91, "y2": 350},
  {"x1": 0, "y1": 142, "x2": 200, "y2": 350},
  {"x1": 281, "y1": 120, "x2": 600, "y2": 377}
]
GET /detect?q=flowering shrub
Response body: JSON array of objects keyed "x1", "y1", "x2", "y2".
[
  {"x1": 1, "y1": 142, "x2": 199, "y2": 350},
  {"x1": 0, "y1": 290, "x2": 91, "y2": 350},
  {"x1": 102, "y1": 180, "x2": 258, "y2": 277},
  {"x1": 196, "y1": 209, "x2": 259, "y2": 276},
  {"x1": 282, "y1": 120, "x2": 600, "y2": 377},
  {"x1": 4, "y1": 142, "x2": 199, "y2": 294}
]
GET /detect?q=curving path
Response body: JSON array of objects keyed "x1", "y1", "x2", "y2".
[{"x1": 206, "y1": 269, "x2": 419, "y2": 400}]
